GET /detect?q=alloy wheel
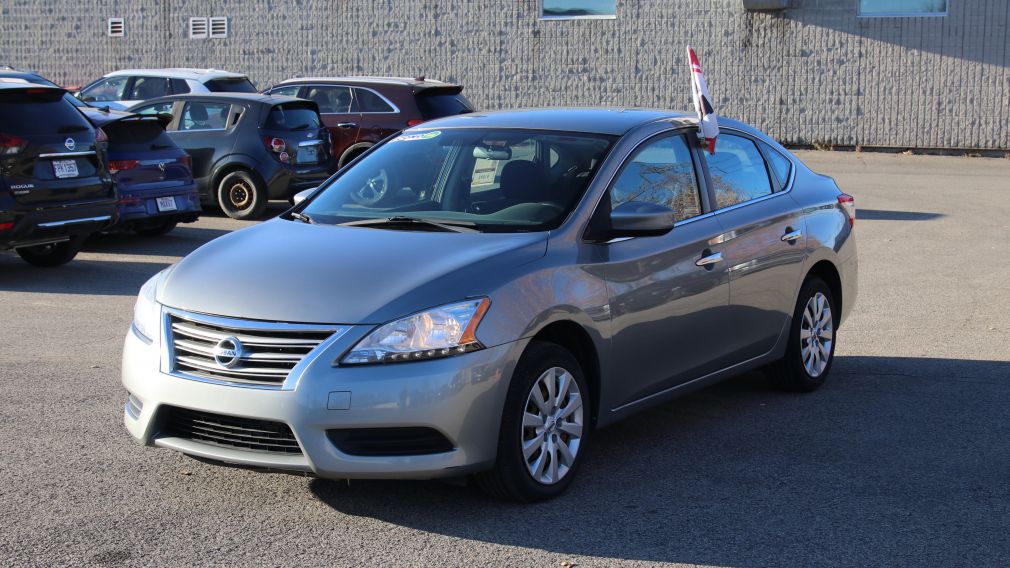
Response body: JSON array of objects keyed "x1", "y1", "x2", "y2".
[
  {"x1": 228, "y1": 182, "x2": 252, "y2": 210},
  {"x1": 800, "y1": 292, "x2": 833, "y2": 377},
  {"x1": 522, "y1": 366, "x2": 584, "y2": 485}
]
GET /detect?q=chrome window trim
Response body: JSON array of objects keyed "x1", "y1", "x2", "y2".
[
  {"x1": 160, "y1": 307, "x2": 350, "y2": 391},
  {"x1": 276, "y1": 83, "x2": 401, "y2": 115}
]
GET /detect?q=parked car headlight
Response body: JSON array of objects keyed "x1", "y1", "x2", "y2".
[
  {"x1": 341, "y1": 298, "x2": 491, "y2": 365},
  {"x1": 132, "y1": 270, "x2": 166, "y2": 343}
]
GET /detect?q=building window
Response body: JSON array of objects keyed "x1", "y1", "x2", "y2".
[
  {"x1": 858, "y1": 0, "x2": 948, "y2": 17},
  {"x1": 541, "y1": 0, "x2": 616, "y2": 20}
]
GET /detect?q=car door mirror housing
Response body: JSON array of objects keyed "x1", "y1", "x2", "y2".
[
  {"x1": 608, "y1": 201, "x2": 676, "y2": 238},
  {"x1": 292, "y1": 187, "x2": 317, "y2": 206}
]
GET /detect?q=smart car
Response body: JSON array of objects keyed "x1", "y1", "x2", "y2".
[{"x1": 122, "y1": 108, "x2": 857, "y2": 501}]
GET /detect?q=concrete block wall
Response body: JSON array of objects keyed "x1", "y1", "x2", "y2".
[{"x1": 2, "y1": 0, "x2": 1007, "y2": 149}]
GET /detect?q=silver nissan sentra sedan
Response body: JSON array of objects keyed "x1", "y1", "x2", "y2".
[{"x1": 122, "y1": 108, "x2": 857, "y2": 501}]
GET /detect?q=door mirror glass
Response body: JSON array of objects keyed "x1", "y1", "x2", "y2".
[
  {"x1": 609, "y1": 201, "x2": 675, "y2": 238},
  {"x1": 292, "y1": 187, "x2": 317, "y2": 206}
]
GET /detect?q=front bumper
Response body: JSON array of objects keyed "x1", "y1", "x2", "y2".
[{"x1": 121, "y1": 321, "x2": 519, "y2": 479}]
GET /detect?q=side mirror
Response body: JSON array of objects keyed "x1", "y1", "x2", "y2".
[
  {"x1": 292, "y1": 187, "x2": 317, "y2": 206},
  {"x1": 609, "y1": 201, "x2": 675, "y2": 238}
]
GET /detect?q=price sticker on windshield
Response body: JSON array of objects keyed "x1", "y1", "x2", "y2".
[{"x1": 394, "y1": 130, "x2": 441, "y2": 142}]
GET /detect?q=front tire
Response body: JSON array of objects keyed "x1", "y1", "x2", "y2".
[
  {"x1": 475, "y1": 341, "x2": 590, "y2": 502},
  {"x1": 217, "y1": 170, "x2": 267, "y2": 220},
  {"x1": 16, "y1": 235, "x2": 86, "y2": 267},
  {"x1": 766, "y1": 277, "x2": 837, "y2": 392}
]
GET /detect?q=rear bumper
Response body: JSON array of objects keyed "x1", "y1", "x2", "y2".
[
  {"x1": 1, "y1": 200, "x2": 118, "y2": 249},
  {"x1": 263, "y1": 159, "x2": 336, "y2": 200},
  {"x1": 115, "y1": 185, "x2": 202, "y2": 227}
]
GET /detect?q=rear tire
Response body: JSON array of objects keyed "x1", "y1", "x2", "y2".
[
  {"x1": 16, "y1": 235, "x2": 86, "y2": 267},
  {"x1": 766, "y1": 277, "x2": 837, "y2": 392},
  {"x1": 217, "y1": 170, "x2": 267, "y2": 220},
  {"x1": 135, "y1": 220, "x2": 177, "y2": 237},
  {"x1": 475, "y1": 341, "x2": 590, "y2": 502}
]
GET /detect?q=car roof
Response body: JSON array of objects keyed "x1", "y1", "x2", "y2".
[
  {"x1": 278, "y1": 76, "x2": 458, "y2": 89},
  {"x1": 136, "y1": 92, "x2": 309, "y2": 106},
  {"x1": 0, "y1": 71, "x2": 56, "y2": 85},
  {"x1": 0, "y1": 80, "x2": 63, "y2": 93},
  {"x1": 102, "y1": 68, "x2": 248, "y2": 81},
  {"x1": 406, "y1": 108, "x2": 696, "y2": 136}
]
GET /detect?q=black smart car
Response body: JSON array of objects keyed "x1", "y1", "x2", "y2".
[
  {"x1": 128, "y1": 93, "x2": 337, "y2": 219},
  {"x1": 0, "y1": 82, "x2": 116, "y2": 266}
]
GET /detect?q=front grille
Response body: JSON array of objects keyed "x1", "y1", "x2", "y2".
[
  {"x1": 162, "y1": 406, "x2": 302, "y2": 454},
  {"x1": 167, "y1": 312, "x2": 337, "y2": 387},
  {"x1": 327, "y1": 427, "x2": 455, "y2": 457}
]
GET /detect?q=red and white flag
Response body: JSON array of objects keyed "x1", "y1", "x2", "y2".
[{"x1": 687, "y1": 46, "x2": 719, "y2": 154}]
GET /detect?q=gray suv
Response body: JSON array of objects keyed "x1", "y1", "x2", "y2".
[{"x1": 122, "y1": 108, "x2": 857, "y2": 501}]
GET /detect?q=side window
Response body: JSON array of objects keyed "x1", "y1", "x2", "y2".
[
  {"x1": 129, "y1": 76, "x2": 171, "y2": 100},
  {"x1": 80, "y1": 76, "x2": 130, "y2": 102},
  {"x1": 610, "y1": 134, "x2": 702, "y2": 222},
  {"x1": 269, "y1": 85, "x2": 302, "y2": 97},
  {"x1": 180, "y1": 102, "x2": 231, "y2": 131},
  {"x1": 762, "y1": 143, "x2": 793, "y2": 188},
  {"x1": 304, "y1": 86, "x2": 353, "y2": 114},
  {"x1": 171, "y1": 79, "x2": 191, "y2": 95},
  {"x1": 133, "y1": 102, "x2": 174, "y2": 116},
  {"x1": 708, "y1": 134, "x2": 774, "y2": 209},
  {"x1": 353, "y1": 88, "x2": 395, "y2": 113}
]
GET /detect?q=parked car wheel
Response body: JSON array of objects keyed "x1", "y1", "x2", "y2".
[
  {"x1": 135, "y1": 220, "x2": 177, "y2": 237},
  {"x1": 766, "y1": 277, "x2": 837, "y2": 392},
  {"x1": 475, "y1": 341, "x2": 590, "y2": 502},
  {"x1": 16, "y1": 235, "x2": 86, "y2": 267},
  {"x1": 218, "y1": 170, "x2": 267, "y2": 220}
]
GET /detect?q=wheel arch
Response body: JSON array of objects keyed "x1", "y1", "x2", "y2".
[
  {"x1": 805, "y1": 259, "x2": 843, "y2": 324},
  {"x1": 338, "y1": 143, "x2": 374, "y2": 168},
  {"x1": 210, "y1": 156, "x2": 264, "y2": 198},
  {"x1": 527, "y1": 320, "x2": 602, "y2": 429}
]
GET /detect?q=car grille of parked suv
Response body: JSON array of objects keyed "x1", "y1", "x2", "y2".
[
  {"x1": 161, "y1": 406, "x2": 302, "y2": 454},
  {"x1": 166, "y1": 311, "x2": 339, "y2": 387}
]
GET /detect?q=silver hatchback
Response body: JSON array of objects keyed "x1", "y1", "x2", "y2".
[{"x1": 122, "y1": 108, "x2": 857, "y2": 501}]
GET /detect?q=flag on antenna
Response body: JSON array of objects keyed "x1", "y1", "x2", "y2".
[{"x1": 687, "y1": 46, "x2": 719, "y2": 154}]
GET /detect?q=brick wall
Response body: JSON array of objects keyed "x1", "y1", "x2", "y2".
[{"x1": 2, "y1": 0, "x2": 1007, "y2": 149}]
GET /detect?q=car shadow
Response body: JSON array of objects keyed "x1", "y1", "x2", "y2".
[
  {"x1": 0, "y1": 255, "x2": 172, "y2": 295},
  {"x1": 309, "y1": 356, "x2": 1010, "y2": 565},
  {"x1": 84, "y1": 226, "x2": 233, "y2": 257}
]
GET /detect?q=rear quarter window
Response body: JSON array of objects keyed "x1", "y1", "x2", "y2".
[
  {"x1": 263, "y1": 104, "x2": 322, "y2": 130},
  {"x1": 762, "y1": 143, "x2": 794, "y2": 188},
  {"x1": 203, "y1": 78, "x2": 257, "y2": 93},
  {"x1": 0, "y1": 90, "x2": 92, "y2": 135},
  {"x1": 416, "y1": 91, "x2": 474, "y2": 119}
]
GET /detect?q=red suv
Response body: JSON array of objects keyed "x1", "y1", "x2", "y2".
[{"x1": 264, "y1": 77, "x2": 474, "y2": 168}]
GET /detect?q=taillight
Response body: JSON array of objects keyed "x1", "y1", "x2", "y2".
[
  {"x1": 178, "y1": 154, "x2": 192, "y2": 170},
  {"x1": 406, "y1": 119, "x2": 425, "y2": 127},
  {"x1": 108, "y1": 160, "x2": 139, "y2": 174},
  {"x1": 0, "y1": 132, "x2": 27, "y2": 156},
  {"x1": 0, "y1": 222, "x2": 14, "y2": 232},
  {"x1": 95, "y1": 128, "x2": 108, "y2": 144},
  {"x1": 262, "y1": 136, "x2": 290, "y2": 163},
  {"x1": 838, "y1": 194, "x2": 855, "y2": 227}
]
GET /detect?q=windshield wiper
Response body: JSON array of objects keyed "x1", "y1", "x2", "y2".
[
  {"x1": 289, "y1": 212, "x2": 315, "y2": 224},
  {"x1": 341, "y1": 216, "x2": 477, "y2": 233}
]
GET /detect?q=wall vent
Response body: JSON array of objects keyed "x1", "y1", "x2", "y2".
[
  {"x1": 209, "y1": 17, "x2": 229, "y2": 39},
  {"x1": 189, "y1": 17, "x2": 208, "y2": 39},
  {"x1": 107, "y1": 18, "x2": 125, "y2": 38}
]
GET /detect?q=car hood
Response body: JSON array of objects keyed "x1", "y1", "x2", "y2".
[{"x1": 158, "y1": 219, "x2": 548, "y2": 324}]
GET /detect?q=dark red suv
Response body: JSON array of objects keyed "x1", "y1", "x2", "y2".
[{"x1": 264, "y1": 77, "x2": 474, "y2": 168}]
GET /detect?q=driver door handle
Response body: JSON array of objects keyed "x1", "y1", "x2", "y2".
[
  {"x1": 696, "y1": 251, "x2": 723, "y2": 268},
  {"x1": 337, "y1": 122, "x2": 357, "y2": 129},
  {"x1": 781, "y1": 229, "x2": 803, "y2": 242}
]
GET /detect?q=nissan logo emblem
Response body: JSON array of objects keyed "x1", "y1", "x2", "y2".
[
  {"x1": 64, "y1": 137, "x2": 76, "y2": 151},
  {"x1": 212, "y1": 336, "x2": 244, "y2": 368}
]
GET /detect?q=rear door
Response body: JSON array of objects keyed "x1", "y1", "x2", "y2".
[
  {"x1": 701, "y1": 132, "x2": 808, "y2": 362},
  {"x1": 299, "y1": 85, "x2": 361, "y2": 161},
  {"x1": 164, "y1": 99, "x2": 237, "y2": 192},
  {"x1": 0, "y1": 88, "x2": 111, "y2": 205},
  {"x1": 351, "y1": 86, "x2": 401, "y2": 146}
]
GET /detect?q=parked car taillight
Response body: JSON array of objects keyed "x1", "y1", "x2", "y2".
[
  {"x1": 178, "y1": 154, "x2": 192, "y2": 170},
  {"x1": 838, "y1": 194, "x2": 855, "y2": 227},
  {"x1": 406, "y1": 119, "x2": 425, "y2": 128},
  {"x1": 262, "y1": 136, "x2": 290, "y2": 163},
  {"x1": 0, "y1": 132, "x2": 27, "y2": 155},
  {"x1": 108, "y1": 160, "x2": 140, "y2": 174}
]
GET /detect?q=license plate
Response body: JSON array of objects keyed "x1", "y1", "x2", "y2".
[
  {"x1": 156, "y1": 196, "x2": 177, "y2": 212},
  {"x1": 53, "y1": 160, "x2": 79, "y2": 179},
  {"x1": 297, "y1": 146, "x2": 319, "y2": 164}
]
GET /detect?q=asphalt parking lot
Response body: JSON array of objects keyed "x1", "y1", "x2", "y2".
[{"x1": 2, "y1": 150, "x2": 1009, "y2": 567}]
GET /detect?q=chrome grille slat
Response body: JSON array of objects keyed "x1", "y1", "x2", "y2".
[{"x1": 166, "y1": 313, "x2": 336, "y2": 387}]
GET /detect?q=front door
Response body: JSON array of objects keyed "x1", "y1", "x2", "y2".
[
  {"x1": 167, "y1": 100, "x2": 237, "y2": 196},
  {"x1": 600, "y1": 132, "x2": 732, "y2": 409}
]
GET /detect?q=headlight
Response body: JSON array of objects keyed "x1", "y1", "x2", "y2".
[
  {"x1": 341, "y1": 298, "x2": 490, "y2": 365},
  {"x1": 132, "y1": 270, "x2": 166, "y2": 343}
]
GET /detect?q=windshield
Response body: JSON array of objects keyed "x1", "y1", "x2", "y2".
[
  {"x1": 204, "y1": 77, "x2": 257, "y2": 93},
  {"x1": 301, "y1": 128, "x2": 615, "y2": 232}
]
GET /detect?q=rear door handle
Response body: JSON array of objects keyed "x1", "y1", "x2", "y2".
[
  {"x1": 696, "y1": 251, "x2": 723, "y2": 268},
  {"x1": 337, "y1": 122, "x2": 357, "y2": 129},
  {"x1": 781, "y1": 229, "x2": 803, "y2": 243}
]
